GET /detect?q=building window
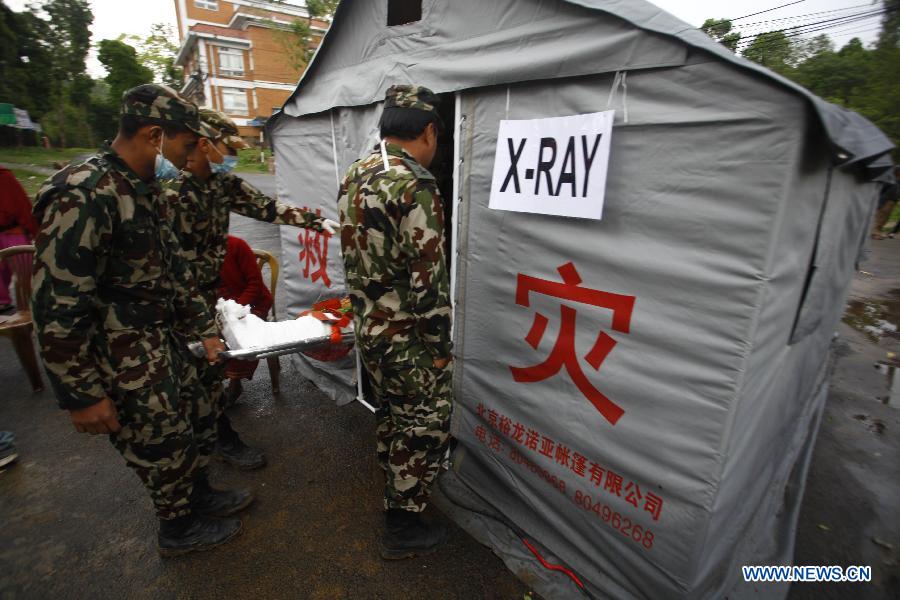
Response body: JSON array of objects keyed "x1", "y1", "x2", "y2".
[
  {"x1": 221, "y1": 88, "x2": 248, "y2": 114},
  {"x1": 217, "y1": 47, "x2": 244, "y2": 76},
  {"x1": 195, "y1": 0, "x2": 218, "y2": 10},
  {"x1": 388, "y1": 0, "x2": 421, "y2": 26}
]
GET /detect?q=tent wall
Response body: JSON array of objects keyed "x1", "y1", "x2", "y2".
[
  {"x1": 448, "y1": 60, "x2": 813, "y2": 597},
  {"x1": 272, "y1": 105, "x2": 382, "y2": 403}
]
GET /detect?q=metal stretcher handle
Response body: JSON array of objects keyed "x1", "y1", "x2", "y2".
[{"x1": 187, "y1": 335, "x2": 348, "y2": 362}]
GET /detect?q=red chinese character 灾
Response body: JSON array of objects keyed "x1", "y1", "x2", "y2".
[
  {"x1": 297, "y1": 207, "x2": 332, "y2": 287},
  {"x1": 510, "y1": 262, "x2": 635, "y2": 425}
]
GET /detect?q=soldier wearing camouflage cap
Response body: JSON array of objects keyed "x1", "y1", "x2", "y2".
[
  {"x1": 32, "y1": 83, "x2": 250, "y2": 556},
  {"x1": 164, "y1": 107, "x2": 338, "y2": 469},
  {"x1": 337, "y1": 84, "x2": 452, "y2": 559}
]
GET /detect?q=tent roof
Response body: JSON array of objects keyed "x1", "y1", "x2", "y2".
[{"x1": 274, "y1": 0, "x2": 893, "y2": 170}]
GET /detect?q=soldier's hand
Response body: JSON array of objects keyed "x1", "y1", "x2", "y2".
[
  {"x1": 70, "y1": 397, "x2": 121, "y2": 435},
  {"x1": 202, "y1": 337, "x2": 226, "y2": 364},
  {"x1": 321, "y1": 219, "x2": 339, "y2": 235},
  {"x1": 433, "y1": 357, "x2": 452, "y2": 369}
]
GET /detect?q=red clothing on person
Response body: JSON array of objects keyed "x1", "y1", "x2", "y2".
[
  {"x1": 218, "y1": 235, "x2": 273, "y2": 319},
  {"x1": 219, "y1": 235, "x2": 274, "y2": 380},
  {"x1": 0, "y1": 167, "x2": 38, "y2": 236},
  {"x1": 0, "y1": 168, "x2": 39, "y2": 307}
]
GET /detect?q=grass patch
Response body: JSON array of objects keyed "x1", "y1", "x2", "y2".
[
  {"x1": 236, "y1": 148, "x2": 272, "y2": 173},
  {"x1": 7, "y1": 167, "x2": 47, "y2": 198},
  {"x1": 0, "y1": 146, "x2": 95, "y2": 169}
]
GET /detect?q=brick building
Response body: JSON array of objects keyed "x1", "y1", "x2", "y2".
[{"x1": 172, "y1": 0, "x2": 325, "y2": 144}]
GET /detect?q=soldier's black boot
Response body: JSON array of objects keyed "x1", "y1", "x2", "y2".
[
  {"x1": 157, "y1": 513, "x2": 242, "y2": 557},
  {"x1": 191, "y1": 475, "x2": 254, "y2": 517},
  {"x1": 215, "y1": 413, "x2": 266, "y2": 470},
  {"x1": 379, "y1": 508, "x2": 448, "y2": 560}
]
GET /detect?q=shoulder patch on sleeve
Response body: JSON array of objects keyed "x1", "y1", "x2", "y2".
[
  {"x1": 33, "y1": 158, "x2": 107, "y2": 217},
  {"x1": 401, "y1": 157, "x2": 436, "y2": 181}
]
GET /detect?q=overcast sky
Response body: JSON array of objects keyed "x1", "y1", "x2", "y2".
[{"x1": 3, "y1": 0, "x2": 885, "y2": 77}]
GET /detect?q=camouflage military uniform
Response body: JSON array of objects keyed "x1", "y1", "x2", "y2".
[
  {"x1": 31, "y1": 87, "x2": 217, "y2": 521},
  {"x1": 165, "y1": 117, "x2": 327, "y2": 427},
  {"x1": 338, "y1": 123, "x2": 453, "y2": 511}
]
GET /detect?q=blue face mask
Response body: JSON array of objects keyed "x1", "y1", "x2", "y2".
[
  {"x1": 154, "y1": 154, "x2": 180, "y2": 180},
  {"x1": 210, "y1": 154, "x2": 238, "y2": 175},
  {"x1": 154, "y1": 134, "x2": 180, "y2": 180}
]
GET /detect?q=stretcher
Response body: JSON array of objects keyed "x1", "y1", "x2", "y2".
[{"x1": 186, "y1": 334, "x2": 353, "y2": 362}]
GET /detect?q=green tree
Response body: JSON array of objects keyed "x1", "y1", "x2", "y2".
[
  {"x1": 270, "y1": 0, "x2": 339, "y2": 71},
  {"x1": 124, "y1": 23, "x2": 183, "y2": 88},
  {"x1": 0, "y1": 5, "x2": 55, "y2": 124},
  {"x1": 741, "y1": 30, "x2": 796, "y2": 76},
  {"x1": 701, "y1": 18, "x2": 741, "y2": 52},
  {"x1": 39, "y1": 0, "x2": 94, "y2": 147},
  {"x1": 877, "y1": 0, "x2": 900, "y2": 49},
  {"x1": 98, "y1": 39, "x2": 154, "y2": 102}
]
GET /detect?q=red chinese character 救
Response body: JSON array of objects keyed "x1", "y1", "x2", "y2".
[
  {"x1": 510, "y1": 262, "x2": 635, "y2": 425},
  {"x1": 297, "y1": 207, "x2": 332, "y2": 287}
]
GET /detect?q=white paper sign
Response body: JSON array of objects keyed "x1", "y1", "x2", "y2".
[{"x1": 488, "y1": 111, "x2": 614, "y2": 220}]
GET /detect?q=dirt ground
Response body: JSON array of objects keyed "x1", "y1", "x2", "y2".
[{"x1": 0, "y1": 188, "x2": 897, "y2": 599}]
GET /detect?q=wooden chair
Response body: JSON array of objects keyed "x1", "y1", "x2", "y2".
[
  {"x1": 252, "y1": 248, "x2": 281, "y2": 394},
  {"x1": 0, "y1": 245, "x2": 43, "y2": 392}
]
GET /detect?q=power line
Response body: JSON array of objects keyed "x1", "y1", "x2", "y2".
[
  {"x1": 735, "y1": 3, "x2": 879, "y2": 29},
  {"x1": 733, "y1": 7, "x2": 891, "y2": 48},
  {"x1": 731, "y1": 0, "x2": 808, "y2": 22}
]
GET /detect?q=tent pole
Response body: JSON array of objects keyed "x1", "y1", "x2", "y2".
[{"x1": 450, "y1": 91, "x2": 463, "y2": 335}]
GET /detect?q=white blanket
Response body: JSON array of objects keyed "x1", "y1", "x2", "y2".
[{"x1": 216, "y1": 299, "x2": 331, "y2": 350}]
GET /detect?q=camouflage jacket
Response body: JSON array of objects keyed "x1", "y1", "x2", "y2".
[
  {"x1": 165, "y1": 171, "x2": 325, "y2": 293},
  {"x1": 31, "y1": 146, "x2": 217, "y2": 410},
  {"x1": 337, "y1": 142, "x2": 452, "y2": 365}
]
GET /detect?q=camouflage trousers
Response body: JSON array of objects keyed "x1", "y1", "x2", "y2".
[
  {"x1": 365, "y1": 359, "x2": 453, "y2": 512},
  {"x1": 107, "y1": 334, "x2": 217, "y2": 520},
  {"x1": 178, "y1": 349, "x2": 225, "y2": 469}
]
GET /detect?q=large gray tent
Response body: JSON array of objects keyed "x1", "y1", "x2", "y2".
[{"x1": 268, "y1": 1, "x2": 893, "y2": 597}]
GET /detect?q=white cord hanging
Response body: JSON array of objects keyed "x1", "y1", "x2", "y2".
[
  {"x1": 329, "y1": 109, "x2": 341, "y2": 188},
  {"x1": 606, "y1": 71, "x2": 629, "y2": 124}
]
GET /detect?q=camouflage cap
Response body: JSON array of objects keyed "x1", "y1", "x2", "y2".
[
  {"x1": 199, "y1": 108, "x2": 250, "y2": 149},
  {"x1": 383, "y1": 84, "x2": 440, "y2": 113},
  {"x1": 120, "y1": 84, "x2": 206, "y2": 136}
]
